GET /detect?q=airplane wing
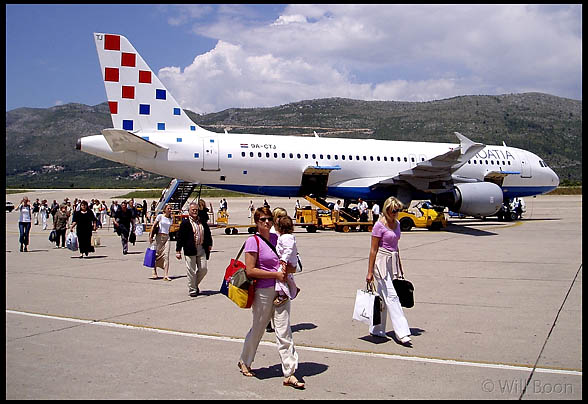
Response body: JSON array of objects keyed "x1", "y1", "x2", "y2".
[
  {"x1": 102, "y1": 129, "x2": 168, "y2": 155},
  {"x1": 375, "y1": 132, "x2": 486, "y2": 192}
]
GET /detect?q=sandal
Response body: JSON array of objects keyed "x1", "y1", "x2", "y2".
[
  {"x1": 163, "y1": 277, "x2": 171, "y2": 281},
  {"x1": 283, "y1": 375, "x2": 305, "y2": 389},
  {"x1": 237, "y1": 361, "x2": 255, "y2": 377}
]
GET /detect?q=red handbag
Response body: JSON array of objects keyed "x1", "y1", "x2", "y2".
[{"x1": 220, "y1": 239, "x2": 257, "y2": 308}]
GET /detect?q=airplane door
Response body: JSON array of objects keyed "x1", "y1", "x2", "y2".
[
  {"x1": 519, "y1": 152, "x2": 532, "y2": 178},
  {"x1": 202, "y1": 137, "x2": 219, "y2": 171}
]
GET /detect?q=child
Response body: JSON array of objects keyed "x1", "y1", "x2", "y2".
[{"x1": 274, "y1": 215, "x2": 300, "y2": 306}]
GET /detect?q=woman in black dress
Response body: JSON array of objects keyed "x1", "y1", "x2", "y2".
[{"x1": 71, "y1": 200, "x2": 97, "y2": 258}]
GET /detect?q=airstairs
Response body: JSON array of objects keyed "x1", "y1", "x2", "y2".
[{"x1": 155, "y1": 179, "x2": 199, "y2": 213}]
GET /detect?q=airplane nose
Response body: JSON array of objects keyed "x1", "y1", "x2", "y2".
[{"x1": 552, "y1": 170, "x2": 560, "y2": 187}]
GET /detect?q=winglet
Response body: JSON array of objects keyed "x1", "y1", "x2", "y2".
[{"x1": 454, "y1": 132, "x2": 485, "y2": 162}]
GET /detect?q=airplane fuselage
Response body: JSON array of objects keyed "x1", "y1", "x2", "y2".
[{"x1": 79, "y1": 129, "x2": 559, "y2": 201}]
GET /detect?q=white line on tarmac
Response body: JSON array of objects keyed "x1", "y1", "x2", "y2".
[{"x1": 7, "y1": 309, "x2": 582, "y2": 377}]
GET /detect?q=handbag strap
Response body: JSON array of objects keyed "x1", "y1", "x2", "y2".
[{"x1": 254, "y1": 233, "x2": 280, "y2": 259}]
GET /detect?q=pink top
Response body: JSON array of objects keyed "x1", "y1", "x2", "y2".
[
  {"x1": 371, "y1": 220, "x2": 401, "y2": 251},
  {"x1": 244, "y1": 233, "x2": 279, "y2": 289}
]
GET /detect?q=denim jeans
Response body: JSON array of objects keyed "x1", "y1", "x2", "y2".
[{"x1": 19, "y1": 222, "x2": 31, "y2": 246}]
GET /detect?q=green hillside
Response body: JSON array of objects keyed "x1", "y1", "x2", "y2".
[{"x1": 5, "y1": 93, "x2": 581, "y2": 188}]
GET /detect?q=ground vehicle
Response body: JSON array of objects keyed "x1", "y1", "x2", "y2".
[
  {"x1": 295, "y1": 196, "x2": 373, "y2": 232},
  {"x1": 6, "y1": 201, "x2": 15, "y2": 212},
  {"x1": 398, "y1": 201, "x2": 447, "y2": 231}
]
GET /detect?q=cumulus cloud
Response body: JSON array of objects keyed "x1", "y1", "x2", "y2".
[{"x1": 159, "y1": 4, "x2": 581, "y2": 112}]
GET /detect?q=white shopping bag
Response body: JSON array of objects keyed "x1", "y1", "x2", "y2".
[
  {"x1": 353, "y1": 285, "x2": 381, "y2": 326},
  {"x1": 135, "y1": 224, "x2": 143, "y2": 236},
  {"x1": 66, "y1": 232, "x2": 78, "y2": 251}
]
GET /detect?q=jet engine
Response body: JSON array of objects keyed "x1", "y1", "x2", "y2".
[{"x1": 433, "y1": 182, "x2": 503, "y2": 217}]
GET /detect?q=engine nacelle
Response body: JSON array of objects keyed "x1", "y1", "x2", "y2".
[{"x1": 435, "y1": 182, "x2": 503, "y2": 217}]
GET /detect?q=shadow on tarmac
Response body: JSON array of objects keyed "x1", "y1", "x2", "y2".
[
  {"x1": 291, "y1": 322, "x2": 318, "y2": 333},
  {"x1": 443, "y1": 224, "x2": 496, "y2": 236},
  {"x1": 253, "y1": 361, "x2": 329, "y2": 381}
]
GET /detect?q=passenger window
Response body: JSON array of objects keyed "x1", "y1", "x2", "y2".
[
  {"x1": 274, "y1": 153, "x2": 278, "y2": 158},
  {"x1": 297, "y1": 153, "x2": 301, "y2": 159},
  {"x1": 411, "y1": 157, "x2": 415, "y2": 162},
  {"x1": 404, "y1": 157, "x2": 407, "y2": 162},
  {"x1": 250, "y1": 152, "x2": 254, "y2": 157},
  {"x1": 356, "y1": 156, "x2": 360, "y2": 160},
  {"x1": 383, "y1": 157, "x2": 387, "y2": 162},
  {"x1": 376, "y1": 156, "x2": 380, "y2": 161},
  {"x1": 266, "y1": 152, "x2": 270, "y2": 158},
  {"x1": 334, "y1": 155, "x2": 338, "y2": 160},
  {"x1": 258, "y1": 152, "x2": 262, "y2": 158},
  {"x1": 312, "y1": 154, "x2": 316, "y2": 159},
  {"x1": 242, "y1": 152, "x2": 246, "y2": 157},
  {"x1": 327, "y1": 154, "x2": 331, "y2": 160},
  {"x1": 342, "y1": 155, "x2": 346, "y2": 160},
  {"x1": 282, "y1": 153, "x2": 286, "y2": 158},
  {"x1": 289, "y1": 153, "x2": 293, "y2": 159},
  {"x1": 320, "y1": 154, "x2": 324, "y2": 159},
  {"x1": 305, "y1": 154, "x2": 309, "y2": 159},
  {"x1": 363, "y1": 156, "x2": 367, "y2": 161}
]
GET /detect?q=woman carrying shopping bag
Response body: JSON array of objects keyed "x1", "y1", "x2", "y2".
[
  {"x1": 366, "y1": 196, "x2": 412, "y2": 345},
  {"x1": 70, "y1": 200, "x2": 97, "y2": 258},
  {"x1": 238, "y1": 207, "x2": 305, "y2": 389},
  {"x1": 149, "y1": 204, "x2": 173, "y2": 281}
]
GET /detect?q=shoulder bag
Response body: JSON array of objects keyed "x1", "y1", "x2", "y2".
[
  {"x1": 220, "y1": 238, "x2": 256, "y2": 308},
  {"x1": 391, "y1": 254, "x2": 414, "y2": 308}
]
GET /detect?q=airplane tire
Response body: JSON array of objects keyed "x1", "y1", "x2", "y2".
[
  {"x1": 232, "y1": 228, "x2": 239, "y2": 235},
  {"x1": 306, "y1": 225, "x2": 317, "y2": 233},
  {"x1": 248, "y1": 227, "x2": 256, "y2": 234},
  {"x1": 224, "y1": 228, "x2": 231, "y2": 235},
  {"x1": 399, "y1": 218, "x2": 413, "y2": 232}
]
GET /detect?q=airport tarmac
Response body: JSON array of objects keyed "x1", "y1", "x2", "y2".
[{"x1": 5, "y1": 191, "x2": 582, "y2": 399}]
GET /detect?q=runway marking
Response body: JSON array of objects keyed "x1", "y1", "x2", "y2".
[{"x1": 7, "y1": 309, "x2": 581, "y2": 377}]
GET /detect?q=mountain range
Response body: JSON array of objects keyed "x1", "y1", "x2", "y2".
[{"x1": 5, "y1": 92, "x2": 581, "y2": 189}]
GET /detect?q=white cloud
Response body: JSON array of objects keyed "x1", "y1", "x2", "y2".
[{"x1": 160, "y1": 4, "x2": 582, "y2": 112}]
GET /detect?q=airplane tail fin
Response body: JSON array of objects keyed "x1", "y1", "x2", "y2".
[{"x1": 93, "y1": 33, "x2": 200, "y2": 133}]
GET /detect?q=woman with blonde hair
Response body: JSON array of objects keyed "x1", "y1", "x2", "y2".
[
  {"x1": 366, "y1": 196, "x2": 412, "y2": 345},
  {"x1": 149, "y1": 204, "x2": 173, "y2": 281}
]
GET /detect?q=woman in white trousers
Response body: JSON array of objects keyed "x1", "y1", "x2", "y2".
[
  {"x1": 366, "y1": 196, "x2": 412, "y2": 345},
  {"x1": 238, "y1": 206, "x2": 305, "y2": 389}
]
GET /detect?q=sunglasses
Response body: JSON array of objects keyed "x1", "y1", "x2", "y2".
[
  {"x1": 390, "y1": 209, "x2": 400, "y2": 214},
  {"x1": 258, "y1": 217, "x2": 273, "y2": 222}
]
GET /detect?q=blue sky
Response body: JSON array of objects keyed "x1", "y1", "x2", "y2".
[{"x1": 6, "y1": 4, "x2": 582, "y2": 113}]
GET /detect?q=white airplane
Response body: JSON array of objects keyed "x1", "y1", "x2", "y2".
[{"x1": 77, "y1": 33, "x2": 559, "y2": 217}]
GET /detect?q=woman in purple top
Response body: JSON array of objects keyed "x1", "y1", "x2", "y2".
[
  {"x1": 238, "y1": 207, "x2": 305, "y2": 389},
  {"x1": 366, "y1": 196, "x2": 412, "y2": 345}
]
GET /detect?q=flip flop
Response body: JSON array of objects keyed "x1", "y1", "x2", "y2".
[
  {"x1": 283, "y1": 375, "x2": 305, "y2": 389},
  {"x1": 237, "y1": 361, "x2": 255, "y2": 377}
]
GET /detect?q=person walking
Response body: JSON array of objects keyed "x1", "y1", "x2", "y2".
[
  {"x1": 40, "y1": 200, "x2": 49, "y2": 230},
  {"x1": 366, "y1": 196, "x2": 412, "y2": 345},
  {"x1": 149, "y1": 204, "x2": 173, "y2": 281},
  {"x1": 16, "y1": 197, "x2": 32, "y2": 252},
  {"x1": 175, "y1": 202, "x2": 213, "y2": 297},
  {"x1": 53, "y1": 204, "x2": 70, "y2": 248},
  {"x1": 237, "y1": 207, "x2": 305, "y2": 389},
  {"x1": 70, "y1": 200, "x2": 97, "y2": 258},
  {"x1": 32, "y1": 198, "x2": 40, "y2": 225},
  {"x1": 113, "y1": 201, "x2": 134, "y2": 255}
]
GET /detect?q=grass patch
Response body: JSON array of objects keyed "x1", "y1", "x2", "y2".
[
  {"x1": 114, "y1": 188, "x2": 255, "y2": 200},
  {"x1": 6, "y1": 189, "x2": 32, "y2": 194},
  {"x1": 546, "y1": 186, "x2": 582, "y2": 195}
]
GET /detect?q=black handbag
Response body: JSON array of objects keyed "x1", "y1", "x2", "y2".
[
  {"x1": 393, "y1": 255, "x2": 414, "y2": 308},
  {"x1": 393, "y1": 278, "x2": 414, "y2": 308}
]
